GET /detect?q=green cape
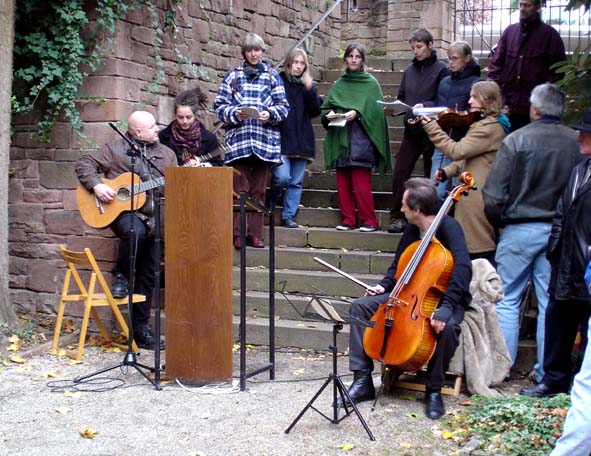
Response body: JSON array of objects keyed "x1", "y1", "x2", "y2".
[{"x1": 320, "y1": 71, "x2": 391, "y2": 174}]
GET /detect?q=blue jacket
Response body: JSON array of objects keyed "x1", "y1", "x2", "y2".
[{"x1": 436, "y1": 59, "x2": 481, "y2": 141}]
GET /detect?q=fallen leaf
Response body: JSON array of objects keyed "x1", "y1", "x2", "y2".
[
  {"x1": 404, "y1": 412, "x2": 418, "y2": 418},
  {"x1": 16, "y1": 365, "x2": 34, "y2": 373},
  {"x1": 441, "y1": 429, "x2": 454, "y2": 440},
  {"x1": 8, "y1": 334, "x2": 21, "y2": 344},
  {"x1": 79, "y1": 427, "x2": 98, "y2": 439},
  {"x1": 68, "y1": 360, "x2": 83, "y2": 366},
  {"x1": 458, "y1": 400, "x2": 473, "y2": 406},
  {"x1": 399, "y1": 442, "x2": 414, "y2": 448},
  {"x1": 63, "y1": 319, "x2": 76, "y2": 333},
  {"x1": 293, "y1": 368, "x2": 305, "y2": 375},
  {"x1": 39, "y1": 370, "x2": 61, "y2": 378},
  {"x1": 64, "y1": 391, "x2": 83, "y2": 399},
  {"x1": 9, "y1": 355, "x2": 27, "y2": 364},
  {"x1": 55, "y1": 407, "x2": 72, "y2": 414},
  {"x1": 337, "y1": 443, "x2": 355, "y2": 451}
]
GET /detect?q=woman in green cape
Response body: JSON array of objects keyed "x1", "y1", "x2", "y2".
[{"x1": 321, "y1": 43, "x2": 391, "y2": 232}]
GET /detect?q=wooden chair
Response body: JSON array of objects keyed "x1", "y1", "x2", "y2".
[{"x1": 52, "y1": 245, "x2": 142, "y2": 360}]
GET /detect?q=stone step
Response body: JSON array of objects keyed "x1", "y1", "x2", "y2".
[
  {"x1": 269, "y1": 206, "x2": 393, "y2": 231},
  {"x1": 298, "y1": 187, "x2": 392, "y2": 211},
  {"x1": 303, "y1": 170, "x2": 394, "y2": 191},
  {"x1": 321, "y1": 69, "x2": 404, "y2": 85},
  {"x1": 231, "y1": 290, "x2": 351, "y2": 321},
  {"x1": 232, "y1": 245, "x2": 395, "y2": 275},
  {"x1": 261, "y1": 225, "x2": 399, "y2": 252},
  {"x1": 231, "y1": 266, "x2": 382, "y2": 298}
]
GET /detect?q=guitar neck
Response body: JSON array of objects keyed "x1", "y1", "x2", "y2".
[{"x1": 133, "y1": 177, "x2": 165, "y2": 195}]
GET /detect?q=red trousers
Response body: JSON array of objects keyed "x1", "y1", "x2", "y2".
[{"x1": 336, "y1": 166, "x2": 378, "y2": 228}]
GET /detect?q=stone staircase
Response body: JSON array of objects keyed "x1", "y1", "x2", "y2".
[
  {"x1": 231, "y1": 57, "x2": 408, "y2": 349},
  {"x1": 230, "y1": 56, "x2": 536, "y2": 372}
]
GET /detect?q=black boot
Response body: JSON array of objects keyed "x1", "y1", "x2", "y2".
[
  {"x1": 425, "y1": 390, "x2": 445, "y2": 419},
  {"x1": 338, "y1": 369, "x2": 375, "y2": 407},
  {"x1": 111, "y1": 272, "x2": 129, "y2": 299}
]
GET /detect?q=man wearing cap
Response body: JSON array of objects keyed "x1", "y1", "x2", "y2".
[
  {"x1": 521, "y1": 109, "x2": 591, "y2": 398},
  {"x1": 483, "y1": 83, "x2": 581, "y2": 384}
]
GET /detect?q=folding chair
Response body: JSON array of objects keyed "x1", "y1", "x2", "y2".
[{"x1": 52, "y1": 245, "x2": 142, "y2": 360}]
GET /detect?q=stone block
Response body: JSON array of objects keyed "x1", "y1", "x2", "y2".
[
  {"x1": 22, "y1": 189, "x2": 63, "y2": 204},
  {"x1": 9, "y1": 257, "x2": 29, "y2": 275},
  {"x1": 63, "y1": 190, "x2": 78, "y2": 211},
  {"x1": 39, "y1": 161, "x2": 78, "y2": 190},
  {"x1": 8, "y1": 204, "x2": 44, "y2": 230},
  {"x1": 81, "y1": 76, "x2": 144, "y2": 102},
  {"x1": 81, "y1": 99, "x2": 134, "y2": 123},
  {"x1": 80, "y1": 122, "x2": 118, "y2": 147},
  {"x1": 66, "y1": 236, "x2": 119, "y2": 262},
  {"x1": 10, "y1": 241, "x2": 61, "y2": 260},
  {"x1": 44, "y1": 210, "x2": 86, "y2": 235},
  {"x1": 9, "y1": 180, "x2": 23, "y2": 204},
  {"x1": 10, "y1": 160, "x2": 39, "y2": 179}
]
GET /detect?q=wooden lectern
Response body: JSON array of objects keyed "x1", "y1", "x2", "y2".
[{"x1": 164, "y1": 167, "x2": 233, "y2": 382}]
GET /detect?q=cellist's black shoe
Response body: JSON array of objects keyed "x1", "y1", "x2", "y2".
[
  {"x1": 425, "y1": 390, "x2": 445, "y2": 419},
  {"x1": 337, "y1": 369, "x2": 375, "y2": 407}
]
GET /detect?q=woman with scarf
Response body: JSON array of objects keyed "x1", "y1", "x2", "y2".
[
  {"x1": 267, "y1": 47, "x2": 322, "y2": 228},
  {"x1": 215, "y1": 33, "x2": 289, "y2": 249},
  {"x1": 159, "y1": 87, "x2": 222, "y2": 167},
  {"x1": 321, "y1": 42, "x2": 390, "y2": 232},
  {"x1": 421, "y1": 80, "x2": 511, "y2": 266}
]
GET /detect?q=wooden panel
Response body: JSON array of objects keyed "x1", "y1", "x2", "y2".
[{"x1": 165, "y1": 168, "x2": 233, "y2": 382}]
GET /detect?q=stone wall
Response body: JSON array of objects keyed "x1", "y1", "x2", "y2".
[{"x1": 8, "y1": 0, "x2": 343, "y2": 318}]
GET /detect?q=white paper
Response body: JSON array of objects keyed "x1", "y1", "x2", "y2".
[
  {"x1": 377, "y1": 99, "x2": 412, "y2": 115},
  {"x1": 412, "y1": 107, "x2": 448, "y2": 116},
  {"x1": 326, "y1": 113, "x2": 347, "y2": 127},
  {"x1": 239, "y1": 106, "x2": 260, "y2": 119}
]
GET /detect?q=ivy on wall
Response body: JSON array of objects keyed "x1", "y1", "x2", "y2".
[{"x1": 12, "y1": 0, "x2": 189, "y2": 142}]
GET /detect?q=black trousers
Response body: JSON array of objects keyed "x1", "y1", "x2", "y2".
[
  {"x1": 111, "y1": 212, "x2": 158, "y2": 330},
  {"x1": 349, "y1": 293, "x2": 463, "y2": 391},
  {"x1": 543, "y1": 296, "x2": 591, "y2": 389},
  {"x1": 390, "y1": 133, "x2": 434, "y2": 220}
]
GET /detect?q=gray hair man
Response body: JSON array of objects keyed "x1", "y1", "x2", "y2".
[{"x1": 482, "y1": 83, "x2": 582, "y2": 384}]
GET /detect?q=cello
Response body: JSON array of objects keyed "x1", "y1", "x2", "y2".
[{"x1": 362, "y1": 172, "x2": 476, "y2": 372}]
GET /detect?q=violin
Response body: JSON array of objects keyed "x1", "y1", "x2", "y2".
[
  {"x1": 408, "y1": 108, "x2": 484, "y2": 130},
  {"x1": 362, "y1": 172, "x2": 476, "y2": 372}
]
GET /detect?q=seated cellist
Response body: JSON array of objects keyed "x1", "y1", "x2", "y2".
[{"x1": 343, "y1": 177, "x2": 472, "y2": 419}]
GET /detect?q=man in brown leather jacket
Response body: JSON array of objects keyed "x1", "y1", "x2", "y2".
[{"x1": 76, "y1": 111, "x2": 177, "y2": 349}]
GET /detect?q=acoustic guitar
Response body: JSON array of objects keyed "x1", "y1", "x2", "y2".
[{"x1": 76, "y1": 173, "x2": 164, "y2": 228}]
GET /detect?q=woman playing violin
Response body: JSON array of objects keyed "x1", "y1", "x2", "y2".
[{"x1": 421, "y1": 80, "x2": 511, "y2": 266}]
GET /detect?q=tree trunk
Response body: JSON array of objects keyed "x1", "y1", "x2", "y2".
[{"x1": 0, "y1": 0, "x2": 20, "y2": 328}]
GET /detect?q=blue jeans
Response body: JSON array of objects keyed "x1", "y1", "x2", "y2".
[
  {"x1": 430, "y1": 148, "x2": 454, "y2": 202},
  {"x1": 550, "y1": 315, "x2": 591, "y2": 456},
  {"x1": 270, "y1": 157, "x2": 307, "y2": 222},
  {"x1": 495, "y1": 222, "x2": 551, "y2": 382}
]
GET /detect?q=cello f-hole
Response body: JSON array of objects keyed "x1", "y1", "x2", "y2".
[{"x1": 410, "y1": 295, "x2": 419, "y2": 321}]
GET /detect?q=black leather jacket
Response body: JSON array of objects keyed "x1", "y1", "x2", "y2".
[
  {"x1": 482, "y1": 118, "x2": 581, "y2": 228},
  {"x1": 547, "y1": 160, "x2": 591, "y2": 300}
]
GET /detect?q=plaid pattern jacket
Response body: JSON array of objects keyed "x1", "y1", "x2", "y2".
[{"x1": 215, "y1": 61, "x2": 289, "y2": 164}]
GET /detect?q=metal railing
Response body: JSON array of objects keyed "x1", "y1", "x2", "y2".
[
  {"x1": 455, "y1": 0, "x2": 591, "y2": 55},
  {"x1": 275, "y1": 0, "x2": 348, "y2": 69}
]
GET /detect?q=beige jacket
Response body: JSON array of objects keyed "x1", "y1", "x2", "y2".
[{"x1": 424, "y1": 116, "x2": 506, "y2": 253}]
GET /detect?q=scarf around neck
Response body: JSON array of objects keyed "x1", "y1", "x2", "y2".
[
  {"x1": 171, "y1": 120, "x2": 202, "y2": 164},
  {"x1": 320, "y1": 70, "x2": 391, "y2": 173}
]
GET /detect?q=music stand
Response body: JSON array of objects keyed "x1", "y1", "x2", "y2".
[{"x1": 284, "y1": 297, "x2": 376, "y2": 441}]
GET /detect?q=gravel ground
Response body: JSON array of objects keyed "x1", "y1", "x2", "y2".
[{"x1": 0, "y1": 342, "x2": 525, "y2": 456}]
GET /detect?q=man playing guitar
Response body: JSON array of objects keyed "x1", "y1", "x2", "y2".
[{"x1": 75, "y1": 111, "x2": 177, "y2": 350}]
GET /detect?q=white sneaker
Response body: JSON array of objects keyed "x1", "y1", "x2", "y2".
[
  {"x1": 336, "y1": 224, "x2": 353, "y2": 231},
  {"x1": 358, "y1": 225, "x2": 376, "y2": 232}
]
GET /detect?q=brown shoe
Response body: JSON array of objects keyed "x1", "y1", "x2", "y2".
[{"x1": 246, "y1": 235, "x2": 264, "y2": 248}]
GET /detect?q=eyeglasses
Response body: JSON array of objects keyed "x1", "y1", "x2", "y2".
[{"x1": 448, "y1": 56, "x2": 464, "y2": 61}]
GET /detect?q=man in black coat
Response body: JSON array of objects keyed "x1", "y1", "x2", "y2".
[{"x1": 521, "y1": 109, "x2": 591, "y2": 397}]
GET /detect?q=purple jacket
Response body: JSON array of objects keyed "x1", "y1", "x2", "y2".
[{"x1": 488, "y1": 14, "x2": 566, "y2": 116}]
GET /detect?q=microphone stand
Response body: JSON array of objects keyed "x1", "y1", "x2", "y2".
[{"x1": 74, "y1": 123, "x2": 161, "y2": 389}]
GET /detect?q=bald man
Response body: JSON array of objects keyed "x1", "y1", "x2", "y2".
[{"x1": 76, "y1": 111, "x2": 177, "y2": 350}]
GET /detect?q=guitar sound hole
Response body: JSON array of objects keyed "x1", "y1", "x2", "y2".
[{"x1": 117, "y1": 187, "x2": 130, "y2": 200}]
